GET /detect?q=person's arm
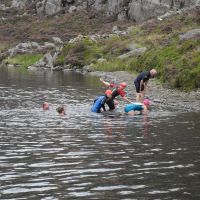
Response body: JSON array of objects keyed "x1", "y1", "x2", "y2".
[
  {"x1": 101, "y1": 104, "x2": 106, "y2": 112},
  {"x1": 127, "y1": 110, "x2": 136, "y2": 115},
  {"x1": 122, "y1": 96, "x2": 132, "y2": 104},
  {"x1": 100, "y1": 78, "x2": 110, "y2": 87},
  {"x1": 100, "y1": 96, "x2": 107, "y2": 112},
  {"x1": 142, "y1": 106, "x2": 149, "y2": 115}
]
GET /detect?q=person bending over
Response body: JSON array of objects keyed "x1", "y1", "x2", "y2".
[
  {"x1": 100, "y1": 78, "x2": 132, "y2": 111},
  {"x1": 91, "y1": 90, "x2": 112, "y2": 113},
  {"x1": 134, "y1": 69, "x2": 157, "y2": 102}
]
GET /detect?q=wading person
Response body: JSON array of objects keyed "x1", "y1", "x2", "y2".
[
  {"x1": 134, "y1": 69, "x2": 157, "y2": 102},
  {"x1": 91, "y1": 90, "x2": 113, "y2": 113},
  {"x1": 100, "y1": 78, "x2": 132, "y2": 110}
]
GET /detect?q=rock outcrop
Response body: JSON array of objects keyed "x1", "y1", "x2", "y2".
[
  {"x1": 179, "y1": 29, "x2": 200, "y2": 40},
  {"x1": 118, "y1": 43, "x2": 147, "y2": 59},
  {"x1": 4, "y1": 41, "x2": 59, "y2": 57},
  {"x1": 2, "y1": 0, "x2": 199, "y2": 22}
]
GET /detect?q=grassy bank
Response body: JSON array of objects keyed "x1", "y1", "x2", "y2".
[
  {"x1": 5, "y1": 54, "x2": 43, "y2": 69},
  {"x1": 56, "y1": 8, "x2": 200, "y2": 90}
]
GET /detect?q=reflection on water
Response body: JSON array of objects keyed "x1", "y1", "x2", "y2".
[{"x1": 0, "y1": 66, "x2": 200, "y2": 200}]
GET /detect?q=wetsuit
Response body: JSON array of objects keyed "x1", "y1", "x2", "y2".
[
  {"x1": 124, "y1": 103, "x2": 143, "y2": 113},
  {"x1": 91, "y1": 95, "x2": 107, "y2": 113},
  {"x1": 106, "y1": 88, "x2": 126, "y2": 110},
  {"x1": 134, "y1": 71, "x2": 150, "y2": 93}
]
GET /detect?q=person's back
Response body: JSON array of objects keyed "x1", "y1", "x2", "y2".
[
  {"x1": 134, "y1": 71, "x2": 150, "y2": 84},
  {"x1": 124, "y1": 103, "x2": 143, "y2": 113},
  {"x1": 134, "y1": 69, "x2": 157, "y2": 102},
  {"x1": 124, "y1": 99, "x2": 150, "y2": 115},
  {"x1": 91, "y1": 95, "x2": 106, "y2": 113}
]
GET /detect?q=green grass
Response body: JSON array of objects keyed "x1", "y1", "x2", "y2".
[
  {"x1": 91, "y1": 59, "x2": 132, "y2": 72},
  {"x1": 5, "y1": 54, "x2": 43, "y2": 69},
  {"x1": 56, "y1": 38, "x2": 105, "y2": 66}
]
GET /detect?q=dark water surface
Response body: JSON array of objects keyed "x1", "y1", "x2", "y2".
[{"x1": 0, "y1": 67, "x2": 200, "y2": 200}]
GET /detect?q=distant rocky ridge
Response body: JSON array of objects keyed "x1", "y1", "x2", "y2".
[{"x1": 1, "y1": 0, "x2": 200, "y2": 22}]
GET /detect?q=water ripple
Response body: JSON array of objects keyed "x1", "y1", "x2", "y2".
[{"x1": 0, "y1": 69, "x2": 200, "y2": 199}]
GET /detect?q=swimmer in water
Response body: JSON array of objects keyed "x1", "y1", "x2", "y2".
[
  {"x1": 124, "y1": 99, "x2": 150, "y2": 115},
  {"x1": 56, "y1": 105, "x2": 66, "y2": 116},
  {"x1": 91, "y1": 89, "x2": 113, "y2": 113},
  {"x1": 43, "y1": 102, "x2": 50, "y2": 110}
]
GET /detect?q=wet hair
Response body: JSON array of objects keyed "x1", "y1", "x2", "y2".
[{"x1": 56, "y1": 106, "x2": 65, "y2": 114}]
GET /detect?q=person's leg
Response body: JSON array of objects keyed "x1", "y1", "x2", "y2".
[
  {"x1": 140, "y1": 91, "x2": 145, "y2": 100},
  {"x1": 140, "y1": 85, "x2": 145, "y2": 101},
  {"x1": 134, "y1": 81, "x2": 141, "y2": 102},
  {"x1": 127, "y1": 111, "x2": 135, "y2": 115}
]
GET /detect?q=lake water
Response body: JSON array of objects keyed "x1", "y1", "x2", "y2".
[{"x1": 0, "y1": 66, "x2": 200, "y2": 200}]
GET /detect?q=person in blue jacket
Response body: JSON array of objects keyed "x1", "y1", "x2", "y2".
[
  {"x1": 124, "y1": 99, "x2": 150, "y2": 115},
  {"x1": 91, "y1": 90, "x2": 112, "y2": 113}
]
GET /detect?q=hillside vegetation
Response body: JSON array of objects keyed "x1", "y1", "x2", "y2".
[
  {"x1": 56, "y1": 8, "x2": 200, "y2": 90},
  {"x1": 1, "y1": 6, "x2": 200, "y2": 91}
]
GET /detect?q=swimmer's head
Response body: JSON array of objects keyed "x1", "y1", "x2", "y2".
[
  {"x1": 120, "y1": 82, "x2": 127, "y2": 89},
  {"x1": 150, "y1": 69, "x2": 157, "y2": 78},
  {"x1": 43, "y1": 102, "x2": 49, "y2": 110},
  {"x1": 56, "y1": 105, "x2": 65, "y2": 115},
  {"x1": 105, "y1": 89, "x2": 112, "y2": 98},
  {"x1": 143, "y1": 99, "x2": 150, "y2": 106}
]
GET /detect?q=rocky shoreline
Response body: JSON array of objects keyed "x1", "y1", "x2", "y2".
[
  {"x1": 89, "y1": 71, "x2": 200, "y2": 112},
  {"x1": 0, "y1": 59, "x2": 199, "y2": 112}
]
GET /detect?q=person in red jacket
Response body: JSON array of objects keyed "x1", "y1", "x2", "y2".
[{"x1": 100, "y1": 78, "x2": 132, "y2": 110}]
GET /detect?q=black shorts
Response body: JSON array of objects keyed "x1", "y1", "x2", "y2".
[{"x1": 134, "y1": 81, "x2": 144, "y2": 93}]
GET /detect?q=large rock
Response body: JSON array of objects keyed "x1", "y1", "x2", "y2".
[
  {"x1": 0, "y1": 4, "x2": 9, "y2": 11},
  {"x1": 179, "y1": 29, "x2": 200, "y2": 40},
  {"x1": 5, "y1": 0, "x2": 200, "y2": 21},
  {"x1": 36, "y1": 0, "x2": 62, "y2": 16},
  {"x1": 7, "y1": 42, "x2": 41, "y2": 56},
  {"x1": 5, "y1": 41, "x2": 58, "y2": 57},
  {"x1": 30, "y1": 52, "x2": 55, "y2": 69},
  {"x1": 45, "y1": 0, "x2": 62, "y2": 15},
  {"x1": 11, "y1": 0, "x2": 28, "y2": 9},
  {"x1": 118, "y1": 47, "x2": 147, "y2": 59},
  {"x1": 128, "y1": 1, "x2": 169, "y2": 22}
]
